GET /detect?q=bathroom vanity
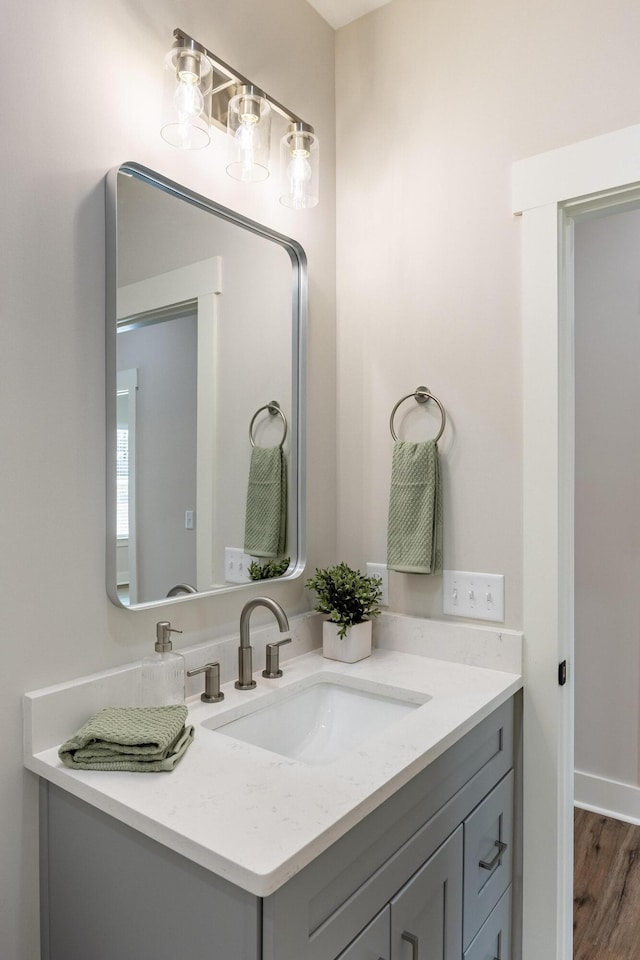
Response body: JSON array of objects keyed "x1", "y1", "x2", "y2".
[{"x1": 26, "y1": 633, "x2": 522, "y2": 960}]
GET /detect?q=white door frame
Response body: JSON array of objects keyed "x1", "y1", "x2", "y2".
[{"x1": 513, "y1": 123, "x2": 640, "y2": 960}]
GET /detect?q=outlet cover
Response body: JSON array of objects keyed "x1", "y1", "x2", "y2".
[
  {"x1": 442, "y1": 570, "x2": 505, "y2": 622},
  {"x1": 224, "y1": 547, "x2": 253, "y2": 584},
  {"x1": 366, "y1": 562, "x2": 389, "y2": 606}
]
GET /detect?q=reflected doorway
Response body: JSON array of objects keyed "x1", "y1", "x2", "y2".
[{"x1": 573, "y1": 201, "x2": 640, "y2": 958}]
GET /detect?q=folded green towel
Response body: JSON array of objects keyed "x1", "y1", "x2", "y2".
[
  {"x1": 387, "y1": 439, "x2": 443, "y2": 574},
  {"x1": 244, "y1": 445, "x2": 287, "y2": 558},
  {"x1": 58, "y1": 706, "x2": 194, "y2": 773}
]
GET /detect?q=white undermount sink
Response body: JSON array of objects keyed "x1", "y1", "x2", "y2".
[{"x1": 202, "y1": 676, "x2": 430, "y2": 765}]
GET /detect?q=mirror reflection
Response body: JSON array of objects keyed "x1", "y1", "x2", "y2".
[{"x1": 106, "y1": 163, "x2": 305, "y2": 608}]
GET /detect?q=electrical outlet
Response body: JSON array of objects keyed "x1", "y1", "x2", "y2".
[
  {"x1": 224, "y1": 547, "x2": 253, "y2": 584},
  {"x1": 366, "y1": 562, "x2": 389, "y2": 606},
  {"x1": 185, "y1": 510, "x2": 194, "y2": 530},
  {"x1": 442, "y1": 570, "x2": 505, "y2": 622}
]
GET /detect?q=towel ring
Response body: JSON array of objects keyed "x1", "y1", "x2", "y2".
[
  {"x1": 249, "y1": 400, "x2": 288, "y2": 448},
  {"x1": 389, "y1": 385, "x2": 446, "y2": 442}
]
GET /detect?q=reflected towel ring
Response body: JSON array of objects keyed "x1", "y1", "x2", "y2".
[
  {"x1": 249, "y1": 401, "x2": 288, "y2": 448},
  {"x1": 389, "y1": 385, "x2": 446, "y2": 442}
]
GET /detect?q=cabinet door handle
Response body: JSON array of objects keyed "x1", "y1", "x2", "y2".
[
  {"x1": 479, "y1": 838, "x2": 508, "y2": 871},
  {"x1": 401, "y1": 930, "x2": 419, "y2": 959}
]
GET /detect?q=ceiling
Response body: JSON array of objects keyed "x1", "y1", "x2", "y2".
[{"x1": 306, "y1": 0, "x2": 392, "y2": 29}]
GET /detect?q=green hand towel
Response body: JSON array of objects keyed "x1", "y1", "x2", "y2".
[
  {"x1": 244, "y1": 445, "x2": 287, "y2": 558},
  {"x1": 387, "y1": 440, "x2": 443, "y2": 574},
  {"x1": 58, "y1": 706, "x2": 194, "y2": 773}
]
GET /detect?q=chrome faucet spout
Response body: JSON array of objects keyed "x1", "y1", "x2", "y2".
[{"x1": 236, "y1": 597, "x2": 291, "y2": 690}]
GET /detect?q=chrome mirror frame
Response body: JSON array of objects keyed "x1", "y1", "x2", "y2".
[{"x1": 105, "y1": 161, "x2": 307, "y2": 609}]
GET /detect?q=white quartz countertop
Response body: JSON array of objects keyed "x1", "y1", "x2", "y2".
[{"x1": 25, "y1": 645, "x2": 521, "y2": 897}]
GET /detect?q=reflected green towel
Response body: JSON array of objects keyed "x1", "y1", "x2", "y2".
[
  {"x1": 58, "y1": 706, "x2": 194, "y2": 773},
  {"x1": 387, "y1": 440, "x2": 443, "y2": 574},
  {"x1": 244, "y1": 445, "x2": 287, "y2": 558}
]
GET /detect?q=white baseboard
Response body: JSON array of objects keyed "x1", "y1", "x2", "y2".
[{"x1": 574, "y1": 770, "x2": 640, "y2": 825}]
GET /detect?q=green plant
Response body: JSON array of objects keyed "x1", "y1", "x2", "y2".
[
  {"x1": 248, "y1": 557, "x2": 291, "y2": 581},
  {"x1": 305, "y1": 562, "x2": 383, "y2": 638}
]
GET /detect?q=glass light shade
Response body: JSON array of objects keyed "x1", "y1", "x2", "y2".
[
  {"x1": 226, "y1": 86, "x2": 271, "y2": 182},
  {"x1": 160, "y1": 45, "x2": 213, "y2": 150},
  {"x1": 279, "y1": 123, "x2": 319, "y2": 210}
]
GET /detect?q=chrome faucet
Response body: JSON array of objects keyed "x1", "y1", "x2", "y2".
[{"x1": 236, "y1": 597, "x2": 290, "y2": 690}]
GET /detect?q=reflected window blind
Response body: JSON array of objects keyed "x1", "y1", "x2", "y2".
[{"x1": 116, "y1": 428, "x2": 129, "y2": 539}]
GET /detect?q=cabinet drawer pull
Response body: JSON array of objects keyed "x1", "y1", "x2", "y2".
[
  {"x1": 401, "y1": 930, "x2": 419, "y2": 959},
  {"x1": 479, "y1": 839, "x2": 508, "y2": 871}
]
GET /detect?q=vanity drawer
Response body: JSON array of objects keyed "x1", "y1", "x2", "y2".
[
  {"x1": 463, "y1": 886, "x2": 511, "y2": 960},
  {"x1": 463, "y1": 771, "x2": 513, "y2": 949}
]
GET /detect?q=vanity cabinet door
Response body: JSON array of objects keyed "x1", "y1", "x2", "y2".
[
  {"x1": 390, "y1": 826, "x2": 462, "y2": 960},
  {"x1": 463, "y1": 771, "x2": 513, "y2": 948},
  {"x1": 463, "y1": 886, "x2": 511, "y2": 960},
  {"x1": 336, "y1": 908, "x2": 390, "y2": 960}
]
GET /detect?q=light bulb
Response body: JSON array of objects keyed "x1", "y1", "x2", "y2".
[
  {"x1": 174, "y1": 77, "x2": 204, "y2": 120},
  {"x1": 287, "y1": 154, "x2": 313, "y2": 209},
  {"x1": 236, "y1": 121, "x2": 257, "y2": 179}
]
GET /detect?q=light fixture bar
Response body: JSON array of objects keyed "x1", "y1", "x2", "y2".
[{"x1": 174, "y1": 28, "x2": 307, "y2": 130}]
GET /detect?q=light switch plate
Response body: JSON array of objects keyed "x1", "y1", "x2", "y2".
[
  {"x1": 442, "y1": 570, "x2": 505, "y2": 622},
  {"x1": 366, "y1": 562, "x2": 389, "y2": 606}
]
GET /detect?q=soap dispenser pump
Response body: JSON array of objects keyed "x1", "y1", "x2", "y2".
[{"x1": 141, "y1": 621, "x2": 186, "y2": 706}]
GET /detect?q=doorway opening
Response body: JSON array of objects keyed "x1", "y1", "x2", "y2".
[{"x1": 572, "y1": 200, "x2": 640, "y2": 959}]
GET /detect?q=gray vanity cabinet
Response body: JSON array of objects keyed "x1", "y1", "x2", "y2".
[
  {"x1": 41, "y1": 784, "x2": 261, "y2": 960},
  {"x1": 40, "y1": 697, "x2": 517, "y2": 960}
]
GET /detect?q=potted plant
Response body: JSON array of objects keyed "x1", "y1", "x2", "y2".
[
  {"x1": 248, "y1": 557, "x2": 291, "y2": 582},
  {"x1": 305, "y1": 562, "x2": 383, "y2": 662}
]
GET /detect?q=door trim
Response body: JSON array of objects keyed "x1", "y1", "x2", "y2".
[{"x1": 513, "y1": 122, "x2": 640, "y2": 960}]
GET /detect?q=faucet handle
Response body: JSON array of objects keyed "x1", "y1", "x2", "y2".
[
  {"x1": 262, "y1": 638, "x2": 292, "y2": 679},
  {"x1": 187, "y1": 662, "x2": 224, "y2": 702}
]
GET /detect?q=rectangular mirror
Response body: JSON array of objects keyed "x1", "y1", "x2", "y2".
[{"x1": 105, "y1": 162, "x2": 306, "y2": 608}]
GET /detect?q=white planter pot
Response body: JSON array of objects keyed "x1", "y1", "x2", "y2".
[{"x1": 322, "y1": 620, "x2": 372, "y2": 663}]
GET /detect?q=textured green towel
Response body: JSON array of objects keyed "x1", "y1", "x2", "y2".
[
  {"x1": 387, "y1": 440, "x2": 443, "y2": 574},
  {"x1": 244, "y1": 445, "x2": 287, "y2": 558},
  {"x1": 58, "y1": 706, "x2": 194, "y2": 772}
]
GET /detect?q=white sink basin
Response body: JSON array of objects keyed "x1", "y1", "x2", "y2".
[{"x1": 203, "y1": 676, "x2": 429, "y2": 765}]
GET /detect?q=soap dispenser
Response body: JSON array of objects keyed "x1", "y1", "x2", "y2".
[{"x1": 141, "y1": 621, "x2": 186, "y2": 706}]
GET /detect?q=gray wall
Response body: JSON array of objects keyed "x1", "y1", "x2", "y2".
[{"x1": 335, "y1": 0, "x2": 640, "y2": 626}]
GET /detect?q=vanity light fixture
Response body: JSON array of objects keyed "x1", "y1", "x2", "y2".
[{"x1": 161, "y1": 29, "x2": 319, "y2": 208}]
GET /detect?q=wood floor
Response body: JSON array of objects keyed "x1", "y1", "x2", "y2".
[{"x1": 574, "y1": 808, "x2": 640, "y2": 959}]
